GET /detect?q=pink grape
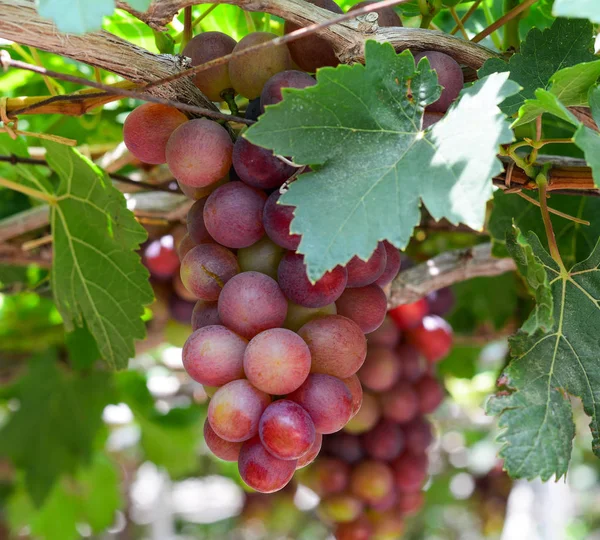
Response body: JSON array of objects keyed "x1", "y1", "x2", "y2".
[
  {"x1": 398, "y1": 491, "x2": 425, "y2": 516},
  {"x1": 263, "y1": 191, "x2": 301, "y2": 250},
  {"x1": 180, "y1": 244, "x2": 239, "y2": 301},
  {"x1": 380, "y1": 381, "x2": 419, "y2": 424},
  {"x1": 303, "y1": 457, "x2": 350, "y2": 496},
  {"x1": 208, "y1": 380, "x2": 271, "y2": 442},
  {"x1": 344, "y1": 392, "x2": 380, "y2": 434},
  {"x1": 415, "y1": 375, "x2": 445, "y2": 414},
  {"x1": 177, "y1": 175, "x2": 228, "y2": 200},
  {"x1": 166, "y1": 118, "x2": 233, "y2": 188},
  {"x1": 426, "y1": 286, "x2": 455, "y2": 316},
  {"x1": 370, "y1": 489, "x2": 398, "y2": 512},
  {"x1": 204, "y1": 181, "x2": 267, "y2": 248},
  {"x1": 375, "y1": 241, "x2": 401, "y2": 287},
  {"x1": 296, "y1": 432, "x2": 323, "y2": 469},
  {"x1": 362, "y1": 420, "x2": 404, "y2": 461},
  {"x1": 423, "y1": 111, "x2": 443, "y2": 129},
  {"x1": 335, "y1": 284, "x2": 387, "y2": 334},
  {"x1": 283, "y1": 301, "x2": 337, "y2": 332},
  {"x1": 260, "y1": 70, "x2": 316, "y2": 112},
  {"x1": 259, "y1": 400, "x2": 316, "y2": 460},
  {"x1": 406, "y1": 315, "x2": 453, "y2": 363},
  {"x1": 397, "y1": 343, "x2": 427, "y2": 382},
  {"x1": 238, "y1": 436, "x2": 297, "y2": 493},
  {"x1": 168, "y1": 296, "x2": 195, "y2": 324},
  {"x1": 182, "y1": 325, "x2": 246, "y2": 386},
  {"x1": 287, "y1": 373, "x2": 353, "y2": 434},
  {"x1": 402, "y1": 418, "x2": 433, "y2": 454},
  {"x1": 233, "y1": 137, "x2": 295, "y2": 189},
  {"x1": 342, "y1": 374, "x2": 364, "y2": 417},
  {"x1": 388, "y1": 298, "x2": 428, "y2": 330},
  {"x1": 335, "y1": 517, "x2": 373, "y2": 540},
  {"x1": 357, "y1": 346, "x2": 402, "y2": 392},
  {"x1": 203, "y1": 418, "x2": 242, "y2": 461},
  {"x1": 414, "y1": 51, "x2": 464, "y2": 113},
  {"x1": 186, "y1": 198, "x2": 213, "y2": 245},
  {"x1": 244, "y1": 328, "x2": 311, "y2": 394},
  {"x1": 369, "y1": 509, "x2": 405, "y2": 538},
  {"x1": 298, "y1": 315, "x2": 367, "y2": 378},
  {"x1": 278, "y1": 252, "x2": 348, "y2": 308},
  {"x1": 367, "y1": 315, "x2": 401, "y2": 347},
  {"x1": 143, "y1": 236, "x2": 180, "y2": 280},
  {"x1": 350, "y1": 460, "x2": 395, "y2": 505},
  {"x1": 177, "y1": 233, "x2": 196, "y2": 261},
  {"x1": 393, "y1": 452, "x2": 428, "y2": 493},
  {"x1": 345, "y1": 243, "x2": 387, "y2": 287},
  {"x1": 191, "y1": 300, "x2": 221, "y2": 331},
  {"x1": 218, "y1": 271, "x2": 288, "y2": 339}
]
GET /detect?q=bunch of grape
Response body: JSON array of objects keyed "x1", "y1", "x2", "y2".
[
  {"x1": 302, "y1": 289, "x2": 454, "y2": 539},
  {"x1": 122, "y1": 0, "x2": 463, "y2": 496}
]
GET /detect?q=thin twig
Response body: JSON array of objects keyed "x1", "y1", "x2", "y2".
[
  {"x1": 450, "y1": 7, "x2": 469, "y2": 40},
  {"x1": 450, "y1": 0, "x2": 482, "y2": 35},
  {"x1": 472, "y1": 0, "x2": 536, "y2": 43},
  {"x1": 515, "y1": 191, "x2": 590, "y2": 225}
]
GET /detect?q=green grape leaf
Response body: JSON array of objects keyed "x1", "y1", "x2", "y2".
[
  {"x1": 36, "y1": 0, "x2": 116, "y2": 34},
  {"x1": 437, "y1": 344, "x2": 480, "y2": 379},
  {"x1": 44, "y1": 140, "x2": 153, "y2": 369},
  {"x1": 64, "y1": 324, "x2": 101, "y2": 371},
  {"x1": 245, "y1": 41, "x2": 519, "y2": 281},
  {"x1": 0, "y1": 136, "x2": 54, "y2": 195},
  {"x1": 553, "y1": 0, "x2": 600, "y2": 23},
  {"x1": 506, "y1": 227, "x2": 553, "y2": 334},
  {"x1": 7, "y1": 453, "x2": 121, "y2": 540},
  {"x1": 0, "y1": 354, "x2": 115, "y2": 506},
  {"x1": 479, "y1": 18, "x2": 596, "y2": 116},
  {"x1": 515, "y1": 60, "x2": 600, "y2": 126},
  {"x1": 487, "y1": 229, "x2": 600, "y2": 481},
  {"x1": 489, "y1": 190, "x2": 600, "y2": 268}
]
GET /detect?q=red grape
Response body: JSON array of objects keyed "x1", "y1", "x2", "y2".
[
  {"x1": 406, "y1": 315, "x2": 453, "y2": 363},
  {"x1": 278, "y1": 252, "x2": 348, "y2": 308},
  {"x1": 357, "y1": 346, "x2": 402, "y2": 392},
  {"x1": 350, "y1": 460, "x2": 395, "y2": 505},
  {"x1": 233, "y1": 137, "x2": 295, "y2": 189},
  {"x1": 402, "y1": 418, "x2": 433, "y2": 454},
  {"x1": 263, "y1": 191, "x2": 301, "y2": 250},
  {"x1": 296, "y1": 432, "x2": 323, "y2": 469},
  {"x1": 393, "y1": 451, "x2": 428, "y2": 493},
  {"x1": 388, "y1": 298, "x2": 428, "y2": 330},
  {"x1": 375, "y1": 241, "x2": 401, "y2": 287},
  {"x1": 367, "y1": 315, "x2": 401, "y2": 348},
  {"x1": 244, "y1": 328, "x2": 311, "y2": 394},
  {"x1": 397, "y1": 343, "x2": 427, "y2": 382},
  {"x1": 238, "y1": 436, "x2": 297, "y2": 492},
  {"x1": 187, "y1": 198, "x2": 213, "y2": 245},
  {"x1": 344, "y1": 392, "x2": 380, "y2": 434},
  {"x1": 259, "y1": 400, "x2": 316, "y2": 460},
  {"x1": 341, "y1": 374, "x2": 364, "y2": 417},
  {"x1": 191, "y1": 299, "x2": 221, "y2": 331},
  {"x1": 298, "y1": 315, "x2": 367, "y2": 378},
  {"x1": 143, "y1": 236, "x2": 180, "y2": 280},
  {"x1": 423, "y1": 111, "x2": 443, "y2": 129},
  {"x1": 324, "y1": 432, "x2": 365, "y2": 464},
  {"x1": 368, "y1": 509, "x2": 405, "y2": 538},
  {"x1": 303, "y1": 457, "x2": 350, "y2": 496},
  {"x1": 168, "y1": 296, "x2": 195, "y2": 324},
  {"x1": 335, "y1": 284, "x2": 387, "y2": 334},
  {"x1": 287, "y1": 373, "x2": 353, "y2": 434},
  {"x1": 218, "y1": 271, "x2": 288, "y2": 339},
  {"x1": 208, "y1": 380, "x2": 271, "y2": 442},
  {"x1": 397, "y1": 491, "x2": 424, "y2": 515},
  {"x1": 183, "y1": 325, "x2": 246, "y2": 386},
  {"x1": 177, "y1": 175, "x2": 228, "y2": 200},
  {"x1": 426, "y1": 287, "x2": 455, "y2": 316},
  {"x1": 260, "y1": 70, "x2": 316, "y2": 112},
  {"x1": 177, "y1": 233, "x2": 196, "y2": 261},
  {"x1": 203, "y1": 418, "x2": 242, "y2": 461},
  {"x1": 380, "y1": 381, "x2": 419, "y2": 424},
  {"x1": 204, "y1": 181, "x2": 267, "y2": 248},
  {"x1": 335, "y1": 517, "x2": 373, "y2": 540},
  {"x1": 414, "y1": 375, "x2": 445, "y2": 414},
  {"x1": 362, "y1": 420, "x2": 404, "y2": 461},
  {"x1": 345, "y1": 243, "x2": 387, "y2": 287},
  {"x1": 414, "y1": 51, "x2": 464, "y2": 113}
]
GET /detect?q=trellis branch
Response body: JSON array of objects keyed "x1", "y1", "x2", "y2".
[{"x1": 388, "y1": 243, "x2": 516, "y2": 308}]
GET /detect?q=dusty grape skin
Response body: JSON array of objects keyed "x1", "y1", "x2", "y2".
[
  {"x1": 237, "y1": 237, "x2": 285, "y2": 280},
  {"x1": 217, "y1": 271, "x2": 288, "y2": 339},
  {"x1": 203, "y1": 418, "x2": 242, "y2": 461},
  {"x1": 191, "y1": 299, "x2": 221, "y2": 331},
  {"x1": 357, "y1": 346, "x2": 402, "y2": 392},
  {"x1": 406, "y1": 315, "x2": 453, "y2": 363},
  {"x1": 263, "y1": 191, "x2": 301, "y2": 250},
  {"x1": 362, "y1": 420, "x2": 404, "y2": 461},
  {"x1": 203, "y1": 181, "x2": 267, "y2": 248},
  {"x1": 367, "y1": 315, "x2": 401, "y2": 348},
  {"x1": 388, "y1": 298, "x2": 428, "y2": 330},
  {"x1": 348, "y1": 1, "x2": 402, "y2": 27},
  {"x1": 287, "y1": 373, "x2": 353, "y2": 434},
  {"x1": 349, "y1": 460, "x2": 395, "y2": 505},
  {"x1": 229, "y1": 32, "x2": 293, "y2": 99},
  {"x1": 414, "y1": 51, "x2": 464, "y2": 113},
  {"x1": 278, "y1": 252, "x2": 348, "y2": 308},
  {"x1": 260, "y1": 70, "x2": 316, "y2": 112},
  {"x1": 177, "y1": 233, "x2": 196, "y2": 262},
  {"x1": 238, "y1": 436, "x2": 297, "y2": 493},
  {"x1": 298, "y1": 315, "x2": 367, "y2": 379},
  {"x1": 208, "y1": 380, "x2": 271, "y2": 442},
  {"x1": 296, "y1": 432, "x2": 323, "y2": 469},
  {"x1": 335, "y1": 284, "x2": 387, "y2": 334},
  {"x1": 186, "y1": 198, "x2": 213, "y2": 245},
  {"x1": 302, "y1": 457, "x2": 350, "y2": 496},
  {"x1": 182, "y1": 325, "x2": 247, "y2": 386},
  {"x1": 402, "y1": 418, "x2": 433, "y2": 454},
  {"x1": 283, "y1": 301, "x2": 337, "y2": 332},
  {"x1": 166, "y1": 118, "x2": 233, "y2": 188},
  {"x1": 232, "y1": 137, "x2": 295, "y2": 189},
  {"x1": 123, "y1": 103, "x2": 187, "y2": 165},
  {"x1": 335, "y1": 517, "x2": 373, "y2": 540},
  {"x1": 324, "y1": 432, "x2": 365, "y2": 464},
  {"x1": 341, "y1": 374, "x2": 363, "y2": 417},
  {"x1": 344, "y1": 392, "x2": 380, "y2": 434},
  {"x1": 284, "y1": 0, "x2": 343, "y2": 72},
  {"x1": 380, "y1": 381, "x2": 420, "y2": 424},
  {"x1": 345, "y1": 243, "x2": 387, "y2": 287},
  {"x1": 414, "y1": 375, "x2": 445, "y2": 414},
  {"x1": 398, "y1": 491, "x2": 425, "y2": 515},
  {"x1": 317, "y1": 493, "x2": 364, "y2": 523},
  {"x1": 396, "y1": 343, "x2": 427, "y2": 382},
  {"x1": 244, "y1": 328, "x2": 311, "y2": 394},
  {"x1": 180, "y1": 244, "x2": 239, "y2": 301},
  {"x1": 259, "y1": 400, "x2": 316, "y2": 460},
  {"x1": 182, "y1": 32, "x2": 236, "y2": 101},
  {"x1": 393, "y1": 452, "x2": 428, "y2": 493},
  {"x1": 426, "y1": 287, "x2": 455, "y2": 316},
  {"x1": 143, "y1": 236, "x2": 180, "y2": 280},
  {"x1": 375, "y1": 241, "x2": 402, "y2": 287}
]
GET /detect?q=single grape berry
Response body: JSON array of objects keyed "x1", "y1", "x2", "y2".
[
  {"x1": 344, "y1": 392, "x2": 380, "y2": 434},
  {"x1": 335, "y1": 284, "x2": 387, "y2": 334},
  {"x1": 357, "y1": 346, "x2": 402, "y2": 392},
  {"x1": 426, "y1": 286, "x2": 455, "y2": 316},
  {"x1": 263, "y1": 191, "x2": 301, "y2": 251},
  {"x1": 414, "y1": 51, "x2": 464, "y2": 113},
  {"x1": 186, "y1": 197, "x2": 213, "y2": 245},
  {"x1": 237, "y1": 237, "x2": 285, "y2": 280},
  {"x1": 375, "y1": 240, "x2": 401, "y2": 287},
  {"x1": 260, "y1": 70, "x2": 316, "y2": 112},
  {"x1": 367, "y1": 315, "x2": 401, "y2": 347},
  {"x1": 296, "y1": 432, "x2": 323, "y2": 469},
  {"x1": 341, "y1": 374, "x2": 364, "y2": 417},
  {"x1": 349, "y1": 460, "x2": 395, "y2": 506},
  {"x1": 362, "y1": 420, "x2": 404, "y2": 461},
  {"x1": 414, "y1": 375, "x2": 445, "y2": 413},
  {"x1": 283, "y1": 301, "x2": 337, "y2": 332},
  {"x1": 388, "y1": 298, "x2": 429, "y2": 330},
  {"x1": 380, "y1": 381, "x2": 419, "y2": 424},
  {"x1": 204, "y1": 418, "x2": 242, "y2": 461},
  {"x1": 191, "y1": 299, "x2": 221, "y2": 331},
  {"x1": 143, "y1": 235, "x2": 180, "y2": 280},
  {"x1": 393, "y1": 451, "x2": 429, "y2": 493},
  {"x1": 317, "y1": 494, "x2": 364, "y2": 524},
  {"x1": 406, "y1": 314, "x2": 453, "y2": 363},
  {"x1": 345, "y1": 242, "x2": 387, "y2": 288}
]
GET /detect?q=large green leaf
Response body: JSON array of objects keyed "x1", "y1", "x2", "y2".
[
  {"x1": 553, "y1": 0, "x2": 600, "y2": 23},
  {"x1": 6, "y1": 453, "x2": 121, "y2": 540},
  {"x1": 246, "y1": 41, "x2": 518, "y2": 280},
  {"x1": 487, "y1": 229, "x2": 600, "y2": 481},
  {"x1": 479, "y1": 18, "x2": 596, "y2": 116},
  {"x1": 0, "y1": 354, "x2": 115, "y2": 505}
]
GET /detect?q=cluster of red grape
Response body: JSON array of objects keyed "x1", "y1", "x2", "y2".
[
  {"x1": 123, "y1": 0, "x2": 464, "y2": 497},
  {"x1": 302, "y1": 290, "x2": 454, "y2": 539}
]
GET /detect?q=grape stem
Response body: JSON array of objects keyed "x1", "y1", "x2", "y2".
[
  {"x1": 450, "y1": 0, "x2": 482, "y2": 36},
  {"x1": 537, "y1": 166, "x2": 567, "y2": 273},
  {"x1": 472, "y1": 0, "x2": 536, "y2": 44},
  {"x1": 449, "y1": 7, "x2": 469, "y2": 40},
  {"x1": 179, "y1": 7, "x2": 193, "y2": 52}
]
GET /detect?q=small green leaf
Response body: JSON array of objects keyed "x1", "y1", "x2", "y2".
[
  {"x1": 0, "y1": 354, "x2": 115, "y2": 506},
  {"x1": 553, "y1": 0, "x2": 600, "y2": 23},
  {"x1": 36, "y1": 0, "x2": 116, "y2": 34},
  {"x1": 506, "y1": 227, "x2": 553, "y2": 334},
  {"x1": 488, "y1": 231, "x2": 600, "y2": 481},
  {"x1": 479, "y1": 18, "x2": 596, "y2": 116},
  {"x1": 246, "y1": 41, "x2": 518, "y2": 280}
]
